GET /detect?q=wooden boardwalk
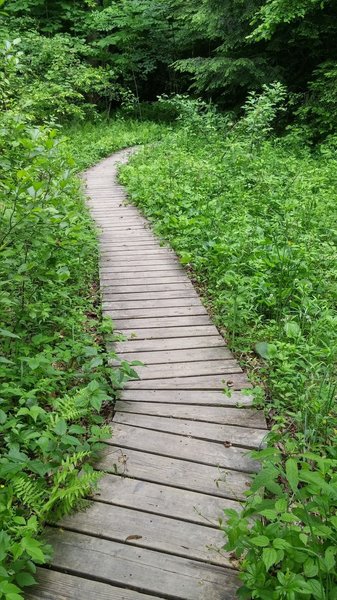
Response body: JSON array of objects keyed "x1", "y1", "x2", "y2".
[{"x1": 28, "y1": 149, "x2": 267, "y2": 599}]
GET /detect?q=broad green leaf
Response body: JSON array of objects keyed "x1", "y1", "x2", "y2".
[
  {"x1": 21, "y1": 537, "x2": 45, "y2": 563},
  {"x1": 255, "y1": 341, "x2": 270, "y2": 359},
  {"x1": 273, "y1": 538, "x2": 291, "y2": 550},
  {"x1": 284, "y1": 321, "x2": 301, "y2": 338},
  {"x1": 250, "y1": 535, "x2": 270, "y2": 547},
  {"x1": 286, "y1": 458, "x2": 299, "y2": 491},
  {"x1": 304, "y1": 558, "x2": 318, "y2": 578},
  {"x1": 262, "y1": 547, "x2": 278, "y2": 571},
  {"x1": 53, "y1": 418, "x2": 67, "y2": 436},
  {"x1": 15, "y1": 572, "x2": 36, "y2": 587},
  {"x1": 0, "y1": 328, "x2": 20, "y2": 339}
]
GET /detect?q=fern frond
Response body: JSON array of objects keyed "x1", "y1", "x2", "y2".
[{"x1": 13, "y1": 475, "x2": 46, "y2": 513}]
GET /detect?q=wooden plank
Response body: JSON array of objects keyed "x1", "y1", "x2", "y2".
[
  {"x1": 107, "y1": 424, "x2": 259, "y2": 472},
  {"x1": 101, "y1": 264, "x2": 182, "y2": 273},
  {"x1": 116, "y1": 346, "x2": 231, "y2": 362},
  {"x1": 97, "y1": 221, "x2": 149, "y2": 227},
  {"x1": 103, "y1": 283, "x2": 195, "y2": 294},
  {"x1": 100, "y1": 241, "x2": 160, "y2": 248},
  {"x1": 115, "y1": 400, "x2": 266, "y2": 428},
  {"x1": 105, "y1": 290, "x2": 199, "y2": 302},
  {"x1": 104, "y1": 297, "x2": 203, "y2": 310},
  {"x1": 105, "y1": 306, "x2": 207, "y2": 319},
  {"x1": 116, "y1": 325, "x2": 219, "y2": 339},
  {"x1": 114, "y1": 412, "x2": 265, "y2": 449},
  {"x1": 113, "y1": 315, "x2": 211, "y2": 329},
  {"x1": 27, "y1": 568, "x2": 155, "y2": 600},
  {"x1": 59, "y1": 501, "x2": 229, "y2": 566},
  {"x1": 101, "y1": 271, "x2": 188, "y2": 282},
  {"x1": 113, "y1": 335, "x2": 225, "y2": 352},
  {"x1": 102, "y1": 276, "x2": 189, "y2": 286},
  {"x1": 120, "y1": 389, "x2": 253, "y2": 406},
  {"x1": 97, "y1": 447, "x2": 251, "y2": 500},
  {"x1": 125, "y1": 373, "x2": 250, "y2": 389},
  {"x1": 99, "y1": 236, "x2": 158, "y2": 247},
  {"x1": 131, "y1": 360, "x2": 241, "y2": 379},
  {"x1": 101, "y1": 258, "x2": 179, "y2": 267},
  {"x1": 95, "y1": 474, "x2": 239, "y2": 526},
  {"x1": 99, "y1": 231, "x2": 155, "y2": 239},
  {"x1": 101, "y1": 249, "x2": 172, "y2": 258},
  {"x1": 45, "y1": 529, "x2": 239, "y2": 600}
]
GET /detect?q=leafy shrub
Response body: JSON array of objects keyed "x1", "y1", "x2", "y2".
[
  {"x1": 225, "y1": 448, "x2": 337, "y2": 599},
  {"x1": 120, "y1": 89, "x2": 337, "y2": 598},
  {"x1": 0, "y1": 32, "x2": 130, "y2": 122}
]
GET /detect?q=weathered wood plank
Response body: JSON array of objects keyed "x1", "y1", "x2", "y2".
[
  {"x1": 45, "y1": 529, "x2": 239, "y2": 600},
  {"x1": 115, "y1": 325, "x2": 220, "y2": 339},
  {"x1": 104, "y1": 297, "x2": 203, "y2": 310},
  {"x1": 113, "y1": 315, "x2": 211, "y2": 328},
  {"x1": 101, "y1": 259, "x2": 179, "y2": 268},
  {"x1": 103, "y1": 283, "x2": 195, "y2": 294},
  {"x1": 100, "y1": 241, "x2": 160, "y2": 249},
  {"x1": 104, "y1": 306, "x2": 208, "y2": 319},
  {"x1": 120, "y1": 389, "x2": 253, "y2": 406},
  {"x1": 105, "y1": 290, "x2": 199, "y2": 302},
  {"x1": 101, "y1": 249, "x2": 173, "y2": 258},
  {"x1": 59, "y1": 501, "x2": 229, "y2": 566},
  {"x1": 116, "y1": 346, "x2": 231, "y2": 362},
  {"x1": 27, "y1": 568, "x2": 155, "y2": 600},
  {"x1": 102, "y1": 276, "x2": 189, "y2": 286},
  {"x1": 115, "y1": 400, "x2": 266, "y2": 428},
  {"x1": 95, "y1": 474, "x2": 239, "y2": 525},
  {"x1": 100, "y1": 241, "x2": 160, "y2": 248},
  {"x1": 113, "y1": 335, "x2": 225, "y2": 352},
  {"x1": 101, "y1": 264, "x2": 183, "y2": 274},
  {"x1": 125, "y1": 373, "x2": 250, "y2": 389},
  {"x1": 101, "y1": 272, "x2": 188, "y2": 283},
  {"x1": 97, "y1": 447, "x2": 251, "y2": 500},
  {"x1": 131, "y1": 360, "x2": 241, "y2": 379},
  {"x1": 107, "y1": 424, "x2": 259, "y2": 472},
  {"x1": 114, "y1": 412, "x2": 265, "y2": 449}
]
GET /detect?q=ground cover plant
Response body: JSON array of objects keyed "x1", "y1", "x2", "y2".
[
  {"x1": 64, "y1": 118, "x2": 167, "y2": 172},
  {"x1": 120, "y1": 91, "x2": 337, "y2": 599}
]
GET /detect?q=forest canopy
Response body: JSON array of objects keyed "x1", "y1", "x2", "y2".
[{"x1": 1, "y1": 0, "x2": 337, "y2": 137}]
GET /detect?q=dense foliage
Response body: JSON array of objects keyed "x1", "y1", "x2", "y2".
[
  {"x1": 121, "y1": 93, "x2": 337, "y2": 599},
  {"x1": 2, "y1": 0, "x2": 337, "y2": 135}
]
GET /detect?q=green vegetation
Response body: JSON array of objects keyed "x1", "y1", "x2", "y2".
[
  {"x1": 64, "y1": 119, "x2": 166, "y2": 172},
  {"x1": 1, "y1": 0, "x2": 337, "y2": 597},
  {"x1": 121, "y1": 93, "x2": 337, "y2": 599}
]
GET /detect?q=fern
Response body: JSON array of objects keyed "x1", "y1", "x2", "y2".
[
  {"x1": 53, "y1": 393, "x2": 87, "y2": 421},
  {"x1": 42, "y1": 453, "x2": 101, "y2": 521},
  {"x1": 12, "y1": 475, "x2": 46, "y2": 513}
]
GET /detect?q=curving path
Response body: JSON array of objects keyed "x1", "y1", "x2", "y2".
[{"x1": 28, "y1": 148, "x2": 267, "y2": 599}]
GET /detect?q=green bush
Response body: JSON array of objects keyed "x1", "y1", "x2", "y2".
[{"x1": 120, "y1": 90, "x2": 337, "y2": 599}]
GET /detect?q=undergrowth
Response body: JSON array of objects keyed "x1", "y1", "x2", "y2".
[
  {"x1": 121, "y1": 90, "x2": 337, "y2": 599},
  {"x1": 63, "y1": 118, "x2": 168, "y2": 171}
]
